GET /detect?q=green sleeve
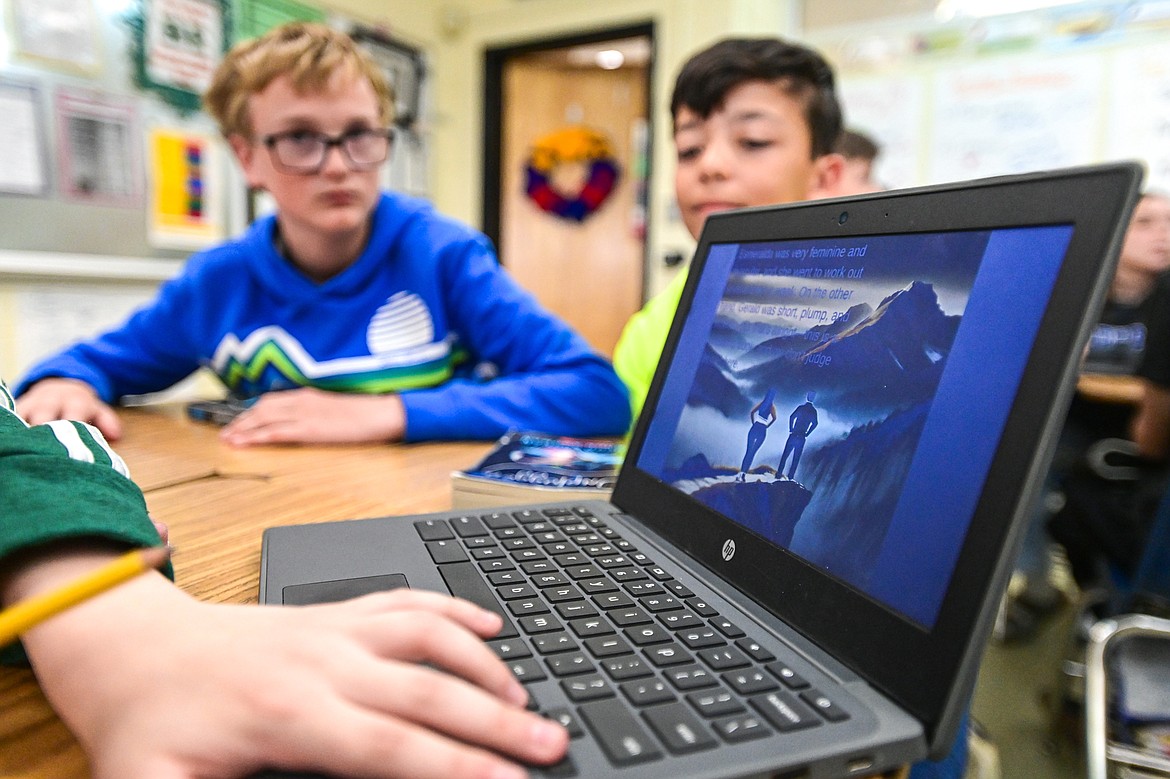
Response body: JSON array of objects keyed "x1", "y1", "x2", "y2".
[
  {"x1": 613, "y1": 268, "x2": 690, "y2": 428},
  {"x1": 0, "y1": 381, "x2": 171, "y2": 665}
]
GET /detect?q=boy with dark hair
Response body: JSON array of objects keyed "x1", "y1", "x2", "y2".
[
  {"x1": 613, "y1": 36, "x2": 845, "y2": 422},
  {"x1": 613, "y1": 36, "x2": 969, "y2": 779},
  {"x1": 16, "y1": 22, "x2": 629, "y2": 447}
]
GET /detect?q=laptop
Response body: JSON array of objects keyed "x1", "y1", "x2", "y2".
[{"x1": 257, "y1": 162, "x2": 1142, "y2": 779}]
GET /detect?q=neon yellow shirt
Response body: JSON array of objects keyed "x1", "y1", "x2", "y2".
[{"x1": 612, "y1": 268, "x2": 690, "y2": 428}]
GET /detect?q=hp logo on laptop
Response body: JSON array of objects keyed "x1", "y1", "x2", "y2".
[{"x1": 722, "y1": 539, "x2": 736, "y2": 561}]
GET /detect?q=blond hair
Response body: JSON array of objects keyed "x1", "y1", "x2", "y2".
[{"x1": 204, "y1": 22, "x2": 394, "y2": 138}]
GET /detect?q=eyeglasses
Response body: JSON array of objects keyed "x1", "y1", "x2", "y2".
[{"x1": 260, "y1": 128, "x2": 394, "y2": 174}]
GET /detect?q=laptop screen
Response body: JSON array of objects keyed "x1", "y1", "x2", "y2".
[{"x1": 635, "y1": 225, "x2": 1074, "y2": 629}]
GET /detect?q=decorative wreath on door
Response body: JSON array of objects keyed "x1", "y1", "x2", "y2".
[{"x1": 524, "y1": 126, "x2": 620, "y2": 222}]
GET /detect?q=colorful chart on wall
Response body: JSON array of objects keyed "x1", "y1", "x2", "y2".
[
  {"x1": 147, "y1": 126, "x2": 224, "y2": 249},
  {"x1": 234, "y1": 0, "x2": 324, "y2": 42},
  {"x1": 827, "y1": 11, "x2": 1170, "y2": 192}
]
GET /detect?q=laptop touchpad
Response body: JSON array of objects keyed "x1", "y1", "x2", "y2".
[{"x1": 282, "y1": 573, "x2": 409, "y2": 605}]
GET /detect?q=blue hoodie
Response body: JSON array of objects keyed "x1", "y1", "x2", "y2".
[{"x1": 16, "y1": 192, "x2": 630, "y2": 441}]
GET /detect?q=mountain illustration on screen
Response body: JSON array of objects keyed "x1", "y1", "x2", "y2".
[
  {"x1": 691, "y1": 280, "x2": 959, "y2": 418},
  {"x1": 798, "y1": 280, "x2": 955, "y2": 380}
]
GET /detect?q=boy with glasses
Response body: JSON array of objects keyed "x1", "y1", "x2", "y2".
[{"x1": 16, "y1": 22, "x2": 629, "y2": 446}]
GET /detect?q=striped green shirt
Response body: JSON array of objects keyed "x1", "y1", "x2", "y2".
[{"x1": 1, "y1": 380, "x2": 169, "y2": 664}]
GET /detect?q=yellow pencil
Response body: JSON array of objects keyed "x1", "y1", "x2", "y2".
[{"x1": 0, "y1": 546, "x2": 171, "y2": 646}]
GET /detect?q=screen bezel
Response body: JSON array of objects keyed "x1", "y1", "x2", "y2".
[{"x1": 613, "y1": 163, "x2": 1142, "y2": 753}]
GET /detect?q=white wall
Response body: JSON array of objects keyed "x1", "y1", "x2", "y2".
[{"x1": 0, "y1": 254, "x2": 177, "y2": 383}]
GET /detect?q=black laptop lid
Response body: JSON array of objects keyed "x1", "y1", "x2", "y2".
[{"x1": 614, "y1": 163, "x2": 1142, "y2": 755}]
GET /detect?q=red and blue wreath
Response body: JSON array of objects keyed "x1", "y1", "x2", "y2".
[{"x1": 524, "y1": 126, "x2": 620, "y2": 222}]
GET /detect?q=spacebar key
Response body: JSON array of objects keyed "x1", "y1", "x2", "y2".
[
  {"x1": 578, "y1": 699, "x2": 664, "y2": 766},
  {"x1": 439, "y1": 563, "x2": 518, "y2": 638}
]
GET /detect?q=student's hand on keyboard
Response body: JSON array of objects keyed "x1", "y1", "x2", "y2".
[
  {"x1": 219, "y1": 387, "x2": 406, "y2": 446},
  {"x1": 12, "y1": 559, "x2": 569, "y2": 779}
]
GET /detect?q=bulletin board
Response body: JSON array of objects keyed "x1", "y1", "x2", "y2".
[
  {"x1": 0, "y1": 0, "x2": 427, "y2": 261},
  {"x1": 812, "y1": 6, "x2": 1170, "y2": 193}
]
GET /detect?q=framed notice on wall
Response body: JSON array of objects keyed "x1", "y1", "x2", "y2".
[
  {"x1": 55, "y1": 87, "x2": 143, "y2": 207},
  {"x1": 0, "y1": 80, "x2": 49, "y2": 196},
  {"x1": 351, "y1": 26, "x2": 425, "y2": 130},
  {"x1": 127, "y1": 0, "x2": 231, "y2": 114},
  {"x1": 9, "y1": 0, "x2": 102, "y2": 74}
]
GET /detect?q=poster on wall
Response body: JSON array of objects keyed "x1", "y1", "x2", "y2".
[
  {"x1": 928, "y1": 54, "x2": 1105, "y2": 184},
  {"x1": 1106, "y1": 41, "x2": 1170, "y2": 192},
  {"x1": 147, "y1": 126, "x2": 224, "y2": 249},
  {"x1": 128, "y1": 0, "x2": 229, "y2": 114},
  {"x1": 55, "y1": 87, "x2": 143, "y2": 206},
  {"x1": 351, "y1": 26, "x2": 425, "y2": 130},
  {"x1": 9, "y1": 0, "x2": 102, "y2": 74},
  {"x1": 235, "y1": 0, "x2": 325, "y2": 42},
  {"x1": 0, "y1": 80, "x2": 49, "y2": 196},
  {"x1": 838, "y1": 75, "x2": 926, "y2": 189}
]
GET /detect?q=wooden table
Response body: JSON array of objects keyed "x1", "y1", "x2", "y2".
[
  {"x1": 0, "y1": 405, "x2": 490, "y2": 778},
  {"x1": 1077, "y1": 372, "x2": 1145, "y2": 406}
]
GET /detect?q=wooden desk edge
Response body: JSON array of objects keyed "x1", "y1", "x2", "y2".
[{"x1": 1077, "y1": 372, "x2": 1144, "y2": 406}]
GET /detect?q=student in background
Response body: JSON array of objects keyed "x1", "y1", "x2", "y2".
[
  {"x1": 1043, "y1": 191, "x2": 1170, "y2": 594},
  {"x1": 612, "y1": 37, "x2": 967, "y2": 779},
  {"x1": 0, "y1": 378, "x2": 568, "y2": 778},
  {"x1": 1115, "y1": 191, "x2": 1170, "y2": 461},
  {"x1": 15, "y1": 22, "x2": 629, "y2": 447},
  {"x1": 833, "y1": 128, "x2": 883, "y2": 194}
]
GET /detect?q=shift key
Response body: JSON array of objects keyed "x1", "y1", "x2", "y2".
[
  {"x1": 578, "y1": 698, "x2": 664, "y2": 766},
  {"x1": 438, "y1": 562, "x2": 518, "y2": 639}
]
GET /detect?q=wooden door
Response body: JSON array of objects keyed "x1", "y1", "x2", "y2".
[{"x1": 500, "y1": 48, "x2": 648, "y2": 358}]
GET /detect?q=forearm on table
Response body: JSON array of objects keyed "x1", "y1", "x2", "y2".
[
  {"x1": 1, "y1": 540, "x2": 180, "y2": 677},
  {"x1": 1, "y1": 539, "x2": 154, "y2": 606},
  {"x1": 1, "y1": 543, "x2": 184, "y2": 731},
  {"x1": 402, "y1": 369, "x2": 630, "y2": 441},
  {"x1": 1131, "y1": 381, "x2": 1170, "y2": 462}
]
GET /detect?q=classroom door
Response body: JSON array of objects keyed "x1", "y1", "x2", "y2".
[{"x1": 488, "y1": 31, "x2": 651, "y2": 358}]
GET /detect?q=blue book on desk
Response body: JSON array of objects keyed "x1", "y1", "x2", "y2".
[{"x1": 451, "y1": 432, "x2": 625, "y2": 508}]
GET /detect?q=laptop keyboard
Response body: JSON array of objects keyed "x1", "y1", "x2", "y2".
[{"x1": 413, "y1": 505, "x2": 851, "y2": 775}]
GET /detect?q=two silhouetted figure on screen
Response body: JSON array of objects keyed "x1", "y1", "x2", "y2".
[{"x1": 738, "y1": 389, "x2": 819, "y2": 482}]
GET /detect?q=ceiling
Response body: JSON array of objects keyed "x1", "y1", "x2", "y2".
[{"x1": 801, "y1": 0, "x2": 940, "y2": 29}]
